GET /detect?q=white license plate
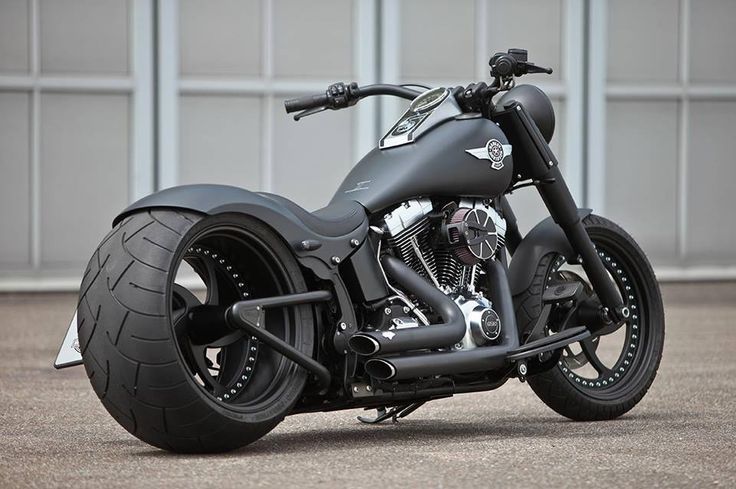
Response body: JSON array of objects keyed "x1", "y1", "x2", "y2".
[{"x1": 54, "y1": 311, "x2": 83, "y2": 369}]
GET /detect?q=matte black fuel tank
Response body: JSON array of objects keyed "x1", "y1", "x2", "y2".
[{"x1": 331, "y1": 116, "x2": 513, "y2": 212}]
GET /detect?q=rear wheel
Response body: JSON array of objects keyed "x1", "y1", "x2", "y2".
[
  {"x1": 514, "y1": 214, "x2": 664, "y2": 421},
  {"x1": 78, "y1": 210, "x2": 313, "y2": 452}
]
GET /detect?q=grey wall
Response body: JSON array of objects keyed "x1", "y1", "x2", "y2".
[
  {"x1": 0, "y1": 0, "x2": 734, "y2": 289},
  {"x1": 0, "y1": 0, "x2": 135, "y2": 286},
  {"x1": 601, "y1": 0, "x2": 736, "y2": 269}
]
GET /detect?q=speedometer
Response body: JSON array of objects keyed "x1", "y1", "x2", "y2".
[
  {"x1": 409, "y1": 87, "x2": 449, "y2": 113},
  {"x1": 392, "y1": 114, "x2": 425, "y2": 135}
]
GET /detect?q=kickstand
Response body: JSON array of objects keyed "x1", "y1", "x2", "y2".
[{"x1": 357, "y1": 402, "x2": 426, "y2": 424}]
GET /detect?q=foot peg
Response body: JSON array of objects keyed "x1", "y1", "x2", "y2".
[{"x1": 357, "y1": 402, "x2": 425, "y2": 424}]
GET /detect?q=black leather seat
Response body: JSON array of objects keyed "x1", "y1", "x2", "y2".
[{"x1": 259, "y1": 193, "x2": 366, "y2": 237}]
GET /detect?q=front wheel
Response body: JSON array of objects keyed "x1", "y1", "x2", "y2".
[
  {"x1": 514, "y1": 214, "x2": 665, "y2": 421},
  {"x1": 78, "y1": 210, "x2": 314, "y2": 452}
]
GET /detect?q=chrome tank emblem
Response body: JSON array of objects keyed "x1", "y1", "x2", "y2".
[{"x1": 465, "y1": 139, "x2": 512, "y2": 170}]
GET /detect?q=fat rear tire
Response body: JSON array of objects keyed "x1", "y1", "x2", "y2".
[{"x1": 78, "y1": 210, "x2": 313, "y2": 452}]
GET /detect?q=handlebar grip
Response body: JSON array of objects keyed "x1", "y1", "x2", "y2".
[{"x1": 284, "y1": 93, "x2": 329, "y2": 113}]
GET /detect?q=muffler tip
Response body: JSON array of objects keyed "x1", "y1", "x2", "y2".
[
  {"x1": 348, "y1": 334, "x2": 381, "y2": 356},
  {"x1": 364, "y1": 358, "x2": 397, "y2": 381}
]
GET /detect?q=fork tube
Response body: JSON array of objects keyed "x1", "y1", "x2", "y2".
[
  {"x1": 536, "y1": 167, "x2": 625, "y2": 318},
  {"x1": 498, "y1": 196, "x2": 521, "y2": 254}
]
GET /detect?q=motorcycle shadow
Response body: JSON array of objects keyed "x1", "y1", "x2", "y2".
[{"x1": 129, "y1": 412, "x2": 661, "y2": 458}]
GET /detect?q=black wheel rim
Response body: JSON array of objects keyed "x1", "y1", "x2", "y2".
[
  {"x1": 547, "y1": 239, "x2": 651, "y2": 400},
  {"x1": 169, "y1": 224, "x2": 301, "y2": 411}
]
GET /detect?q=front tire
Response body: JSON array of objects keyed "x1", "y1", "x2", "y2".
[
  {"x1": 78, "y1": 210, "x2": 314, "y2": 452},
  {"x1": 514, "y1": 214, "x2": 665, "y2": 421}
]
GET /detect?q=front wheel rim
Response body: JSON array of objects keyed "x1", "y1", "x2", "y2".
[{"x1": 547, "y1": 240, "x2": 654, "y2": 400}]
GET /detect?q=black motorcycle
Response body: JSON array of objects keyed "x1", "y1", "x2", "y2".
[{"x1": 55, "y1": 49, "x2": 664, "y2": 453}]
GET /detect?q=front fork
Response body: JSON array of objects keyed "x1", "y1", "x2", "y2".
[{"x1": 535, "y1": 167, "x2": 628, "y2": 323}]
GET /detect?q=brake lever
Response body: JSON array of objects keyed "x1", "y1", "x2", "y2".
[
  {"x1": 524, "y1": 62, "x2": 553, "y2": 75},
  {"x1": 293, "y1": 106, "x2": 327, "y2": 121}
]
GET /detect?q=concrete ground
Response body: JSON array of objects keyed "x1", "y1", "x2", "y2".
[{"x1": 0, "y1": 283, "x2": 734, "y2": 488}]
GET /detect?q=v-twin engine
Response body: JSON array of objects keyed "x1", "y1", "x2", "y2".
[
  {"x1": 381, "y1": 198, "x2": 506, "y2": 350},
  {"x1": 383, "y1": 198, "x2": 506, "y2": 293}
]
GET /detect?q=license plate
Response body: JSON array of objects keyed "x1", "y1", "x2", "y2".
[{"x1": 54, "y1": 310, "x2": 83, "y2": 369}]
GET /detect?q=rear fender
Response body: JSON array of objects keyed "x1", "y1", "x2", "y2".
[
  {"x1": 507, "y1": 209, "x2": 592, "y2": 296},
  {"x1": 115, "y1": 184, "x2": 368, "y2": 277}
]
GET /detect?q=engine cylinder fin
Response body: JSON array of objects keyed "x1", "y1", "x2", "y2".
[
  {"x1": 387, "y1": 217, "x2": 436, "y2": 282},
  {"x1": 434, "y1": 249, "x2": 465, "y2": 289}
]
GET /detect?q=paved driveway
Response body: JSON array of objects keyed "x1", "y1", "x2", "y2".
[{"x1": 0, "y1": 283, "x2": 734, "y2": 488}]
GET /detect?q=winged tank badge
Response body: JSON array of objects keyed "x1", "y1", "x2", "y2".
[{"x1": 465, "y1": 139, "x2": 512, "y2": 170}]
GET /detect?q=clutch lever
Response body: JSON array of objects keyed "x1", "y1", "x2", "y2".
[
  {"x1": 293, "y1": 106, "x2": 327, "y2": 121},
  {"x1": 524, "y1": 62, "x2": 553, "y2": 75}
]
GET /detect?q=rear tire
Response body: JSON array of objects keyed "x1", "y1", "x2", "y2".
[
  {"x1": 514, "y1": 214, "x2": 664, "y2": 421},
  {"x1": 78, "y1": 210, "x2": 313, "y2": 452}
]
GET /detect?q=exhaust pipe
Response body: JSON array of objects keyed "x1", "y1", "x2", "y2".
[
  {"x1": 365, "y1": 347, "x2": 509, "y2": 380},
  {"x1": 349, "y1": 335, "x2": 381, "y2": 356},
  {"x1": 348, "y1": 255, "x2": 466, "y2": 356},
  {"x1": 365, "y1": 260, "x2": 520, "y2": 380}
]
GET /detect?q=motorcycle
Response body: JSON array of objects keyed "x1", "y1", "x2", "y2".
[{"x1": 55, "y1": 48, "x2": 664, "y2": 453}]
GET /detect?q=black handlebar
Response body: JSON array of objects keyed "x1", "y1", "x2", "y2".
[
  {"x1": 357, "y1": 84, "x2": 420, "y2": 100},
  {"x1": 285, "y1": 49, "x2": 551, "y2": 120},
  {"x1": 284, "y1": 83, "x2": 420, "y2": 117}
]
